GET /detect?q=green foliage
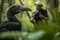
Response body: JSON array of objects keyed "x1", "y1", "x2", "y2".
[
  {"x1": 0, "y1": 0, "x2": 60, "y2": 40},
  {"x1": 0, "y1": 31, "x2": 21, "y2": 40},
  {"x1": 21, "y1": 8, "x2": 60, "y2": 40},
  {"x1": 48, "y1": 8, "x2": 60, "y2": 31},
  {"x1": 22, "y1": 30, "x2": 45, "y2": 40}
]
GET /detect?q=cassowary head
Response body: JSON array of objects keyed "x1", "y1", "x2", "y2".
[{"x1": 7, "y1": 4, "x2": 31, "y2": 14}]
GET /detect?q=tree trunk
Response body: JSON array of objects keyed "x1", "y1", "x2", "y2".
[
  {"x1": 0, "y1": 0, "x2": 4, "y2": 23},
  {"x1": 58, "y1": 0, "x2": 60, "y2": 10},
  {"x1": 8, "y1": 0, "x2": 15, "y2": 6},
  {"x1": 54, "y1": 0, "x2": 58, "y2": 8},
  {"x1": 19, "y1": 0, "x2": 31, "y2": 19},
  {"x1": 47, "y1": 0, "x2": 58, "y2": 8}
]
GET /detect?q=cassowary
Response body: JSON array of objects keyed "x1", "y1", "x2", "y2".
[{"x1": 0, "y1": 4, "x2": 31, "y2": 32}]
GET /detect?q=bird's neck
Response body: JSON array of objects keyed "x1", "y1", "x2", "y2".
[{"x1": 7, "y1": 14, "x2": 19, "y2": 22}]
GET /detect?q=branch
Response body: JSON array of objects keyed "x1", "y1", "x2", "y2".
[
  {"x1": 19, "y1": 0, "x2": 31, "y2": 19},
  {"x1": 19, "y1": 0, "x2": 24, "y2": 5}
]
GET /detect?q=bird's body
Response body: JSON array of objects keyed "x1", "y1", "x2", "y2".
[
  {"x1": 0, "y1": 22, "x2": 22, "y2": 32},
  {"x1": 0, "y1": 4, "x2": 31, "y2": 32}
]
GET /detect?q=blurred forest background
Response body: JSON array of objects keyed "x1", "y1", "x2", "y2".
[{"x1": 0, "y1": 0, "x2": 60, "y2": 40}]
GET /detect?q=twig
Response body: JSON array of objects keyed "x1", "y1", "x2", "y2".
[{"x1": 19, "y1": 0, "x2": 31, "y2": 19}]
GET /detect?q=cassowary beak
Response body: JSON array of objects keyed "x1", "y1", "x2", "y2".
[{"x1": 19, "y1": 6, "x2": 32, "y2": 12}]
